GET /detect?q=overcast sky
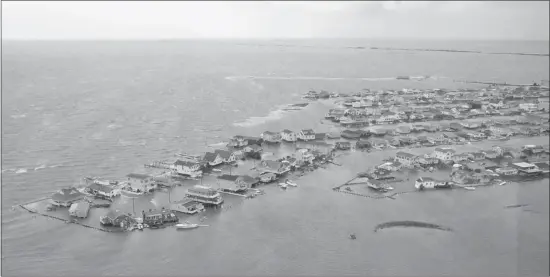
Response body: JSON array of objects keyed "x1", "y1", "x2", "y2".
[{"x1": 2, "y1": 1, "x2": 549, "y2": 40}]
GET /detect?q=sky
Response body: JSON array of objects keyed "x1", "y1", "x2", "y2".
[{"x1": 2, "y1": 1, "x2": 549, "y2": 40}]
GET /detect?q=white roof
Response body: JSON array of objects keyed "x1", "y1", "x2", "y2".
[{"x1": 513, "y1": 162, "x2": 535, "y2": 168}]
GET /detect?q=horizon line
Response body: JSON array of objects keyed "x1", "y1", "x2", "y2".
[{"x1": 3, "y1": 37, "x2": 549, "y2": 42}]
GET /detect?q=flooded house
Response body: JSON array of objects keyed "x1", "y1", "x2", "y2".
[
  {"x1": 51, "y1": 188, "x2": 84, "y2": 207},
  {"x1": 355, "y1": 140, "x2": 371, "y2": 150},
  {"x1": 259, "y1": 172, "x2": 278, "y2": 183},
  {"x1": 100, "y1": 210, "x2": 136, "y2": 228},
  {"x1": 227, "y1": 135, "x2": 248, "y2": 148},
  {"x1": 142, "y1": 208, "x2": 179, "y2": 226},
  {"x1": 86, "y1": 182, "x2": 119, "y2": 199},
  {"x1": 432, "y1": 148, "x2": 456, "y2": 162},
  {"x1": 173, "y1": 160, "x2": 203, "y2": 178},
  {"x1": 341, "y1": 129, "x2": 362, "y2": 140},
  {"x1": 511, "y1": 162, "x2": 542, "y2": 176},
  {"x1": 395, "y1": 151, "x2": 418, "y2": 168},
  {"x1": 378, "y1": 161, "x2": 402, "y2": 172},
  {"x1": 294, "y1": 148, "x2": 315, "y2": 164},
  {"x1": 68, "y1": 201, "x2": 90, "y2": 218},
  {"x1": 260, "y1": 160, "x2": 290, "y2": 175},
  {"x1": 235, "y1": 175, "x2": 260, "y2": 189},
  {"x1": 261, "y1": 131, "x2": 282, "y2": 144},
  {"x1": 203, "y1": 152, "x2": 224, "y2": 167},
  {"x1": 186, "y1": 185, "x2": 224, "y2": 206},
  {"x1": 414, "y1": 177, "x2": 450, "y2": 190},
  {"x1": 126, "y1": 173, "x2": 156, "y2": 193},
  {"x1": 451, "y1": 153, "x2": 470, "y2": 163},
  {"x1": 297, "y1": 129, "x2": 316, "y2": 141},
  {"x1": 495, "y1": 167, "x2": 519, "y2": 176},
  {"x1": 214, "y1": 149, "x2": 235, "y2": 164},
  {"x1": 170, "y1": 198, "x2": 205, "y2": 215},
  {"x1": 335, "y1": 141, "x2": 352, "y2": 150},
  {"x1": 396, "y1": 126, "x2": 411, "y2": 134}
]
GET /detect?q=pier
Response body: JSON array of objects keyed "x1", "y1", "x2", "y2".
[{"x1": 144, "y1": 161, "x2": 173, "y2": 170}]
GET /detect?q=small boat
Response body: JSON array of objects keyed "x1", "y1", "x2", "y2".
[
  {"x1": 176, "y1": 221, "x2": 199, "y2": 230},
  {"x1": 498, "y1": 181, "x2": 507, "y2": 186},
  {"x1": 464, "y1": 186, "x2": 476, "y2": 191},
  {"x1": 278, "y1": 183, "x2": 288, "y2": 189},
  {"x1": 349, "y1": 233, "x2": 357, "y2": 240},
  {"x1": 285, "y1": 179, "x2": 298, "y2": 187},
  {"x1": 212, "y1": 169, "x2": 222, "y2": 173}
]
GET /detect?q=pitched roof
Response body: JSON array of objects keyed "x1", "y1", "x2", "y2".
[
  {"x1": 301, "y1": 129, "x2": 315, "y2": 135},
  {"x1": 214, "y1": 149, "x2": 232, "y2": 159},
  {"x1": 51, "y1": 188, "x2": 84, "y2": 202},
  {"x1": 281, "y1": 129, "x2": 294, "y2": 134},
  {"x1": 203, "y1": 152, "x2": 218, "y2": 162}
]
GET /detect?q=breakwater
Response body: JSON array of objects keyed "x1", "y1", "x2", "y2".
[
  {"x1": 18, "y1": 204, "x2": 121, "y2": 233},
  {"x1": 374, "y1": 221, "x2": 454, "y2": 233}
]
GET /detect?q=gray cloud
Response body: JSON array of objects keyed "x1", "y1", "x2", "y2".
[{"x1": 2, "y1": 1, "x2": 548, "y2": 40}]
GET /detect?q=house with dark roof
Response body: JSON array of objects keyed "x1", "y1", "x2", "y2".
[
  {"x1": 203, "y1": 152, "x2": 223, "y2": 166},
  {"x1": 51, "y1": 188, "x2": 84, "y2": 207},
  {"x1": 235, "y1": 175, "x2": 259, "y2": 188},
  {"x1": 87, "y1": 182, "x2": 118, "y2": 199}
]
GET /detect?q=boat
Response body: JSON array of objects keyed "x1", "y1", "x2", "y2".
[
  {"x1": 176, "y1": 222, "x2": 199, "y2": 230},
  {"x1": 285, "y1": 179, "x2": 298, "y2": 187},
  {"x1": 349, "y1": 233, "x2": 357, "y2": 240},
  {"x1": 278, "y1": 183, "x2": 288, "y2": 189},
  {"x1": 464, "y1": 186, "x2": 476, "y2": 191},
  {"x1": 498, "y1": 181, "x2": 507, "y2": 186}
]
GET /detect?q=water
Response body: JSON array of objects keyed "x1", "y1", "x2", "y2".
[{"x1": 2, "y1": 39, "x2": 549, "y2": 276}]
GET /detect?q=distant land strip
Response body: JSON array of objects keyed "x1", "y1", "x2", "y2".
[{"x1": 235, "y1": 43, "x2": 549, "y2": 57}]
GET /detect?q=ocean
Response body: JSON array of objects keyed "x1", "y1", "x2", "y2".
[{"x1": 2, "y1": 39, "x2": 549, "y2": 276}]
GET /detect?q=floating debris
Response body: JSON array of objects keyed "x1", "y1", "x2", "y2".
[
  {"x1": 504, "y1": 204, "x2": 530, "y2": 209},
  {"x1": 374, "y1": 221, "x2": 453, "y2": 233}
]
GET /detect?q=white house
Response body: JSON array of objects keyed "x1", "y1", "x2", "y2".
[
  {"x1": 261, "y1": 131, "x2": 282, "y2": 143},
  {"x1": 87, "y1": 183, "x2": 119, "y2": 198},
  {"x1": 376, "y1": 111, "x2": 399, "y2": 124},
  {"x1": 519, "y1": 103, "x2": 538, "y2": 112},
  {"x1": 395, "y1": 151, "x2": 418, "y2": 167},
  {"x1": 280, "y1": 129, "x2": 297, "y2": 142},
  {"x1": 297, "y1": 129, "x2": 316, "y2": 141},
  {"x1": 432, "y1": 148, "x2": 456, "y2": 161},
  {"x1": 451, "y1": 153, "x2": 470, "y2": 163},
  {"x1": 173, "y1": 160, "x2": 203, "y2": 178},
  {"x1": 294, "y1": 148, "x2": 315, "y2": 164},
  {"x1": 495, "y1": 167, "x2": 518, "y2": 176},
  {"x1": 126, "y1": 173, "x2": 156, "y2": 193},
  {"x1": 227, "y1": 136, "x2": 248, "y2": 148},
  {"x1": 214, "y1": 149, "x2": 235, "y2": 163},
  {"x1": 414, "y1": 177, "x2": 447, "y2": 190}
]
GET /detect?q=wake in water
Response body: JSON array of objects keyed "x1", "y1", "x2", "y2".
[
  {"x1": 233, "y1": 105, "x2": 289, "y2": 128},
  {"x1": 374, "y1": 221, "x2": 453, "y2": 233}
]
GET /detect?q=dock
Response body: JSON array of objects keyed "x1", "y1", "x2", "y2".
[
  {"x1": 144, "y1": 161, "x2": 173, "y2": 170},
  {"x1": 216, "y1": 189, "x2": 247, "y2": 198}
]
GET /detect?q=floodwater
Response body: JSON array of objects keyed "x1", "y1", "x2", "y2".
[{"x1": 2, "y1": 39, "x2": 549, "y2": 276}]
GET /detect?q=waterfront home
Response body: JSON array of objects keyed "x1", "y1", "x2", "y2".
[
  {"x1": 376, "y1": 111, "x2": 399, "y2": 124},
  {"x1": 100, "y1": 210, "x2": 136, "y2": 228},
  {"x1": 297, "y1": 129, "x2": 316, "y2": 141},
  {"x1": 325, "y1": 109, "x2": 346, "y2": 120},
  {"x1": 370, "y1": 128, "x2": 387, "y2": 136},
  {"x1": 483, "y1": 150, "x2": 500, "y2": 159},
  {"x1": 294, "y1": 148, "x2": 315, "y2": 164},
  {"x1": 173, "y1": 160, "x2": 202, "y2": 178},
  {"x1": 427, "y1": 134, "x2": 446, "y2": 144},
  {"x1": 335, "y1": 141, "x2": 352, "y2": 150},
  {"x1": 68, "y1": 201, "x2": 90, "y2": 218},
  {"x1": 451, "y1": 171, "x2": 478, "y2": 185},
  {"x1": 451, "y1": 153, "x2": 470, "y2": 163},
  {"x1": 51, "y1": 188, "x2": 84, "y2": 207},
  {"x1": 341, "y1": 129, "x2": 362, "y2": 140},
  {"x1": 395, "y1": 151, "x2": 418, "y2": 167},
  {"x1": 186, "y1": 185, "x2": 224, "y2": 206},
  {"x1": 378, "y1": 161, "x2": 402, "y2": 171},
  {"x1": 468, "y1": 151, "x2": 486, "y2": 161},
  {"x1": 389, "y1": 137, "x2": 402, "y2": 147},
  {"x1": 142, "y1": 208, "x2": 179, "y2": 226},
  {"x1": 203, "y1": 152, "x2": 224, "y2": 167},
  {"x1": 244, "y1": 137, "x2": 263, "y2": 146},
  {"x1": 243, "y1": 144, "x2": 262, "y2": 154},
  {"x1": 370, "y1": 138, "x2": 388, "y2": 148},
  {"x1": 212, "y1": 149, "x2": 234, "y2": 164},
  {"x1": 468, "y1": 131, "x2": 486, "y2": 140},
  {"x1": 235, "y1": 175, "x2": 259, "y2": 189},
  {"x1": 170, "y1": 198, "x2": 205, "y2": 215},
  {"x1": 414, "y1": 177, "x2": 448, "y2": 190},
  {"x1": 260, "y1": 160, "x2": 289, "y2": 174},
  {"x1": 519, "y1": 103, "x2": 538, "y2": 112},
  {"x1": 261, "y1": 131, "x2": 282, "y2": 143},
  {"x1": 398, "y1": 136, "x2": 417, "y2": 145},
  {"x1": 396, "y1": 126, "x2": 411, "y2": 134},
  {"x1": 432, "y1": 148, "x2": 456, "y2": 161},
  {"x1": 460, "y1": 122, "x2": 480, "y2": 129},
  {"x1": 259, "y1": 172, "x2": 278, "y2": 183},
  {"x1": 495, "y1": 167, "x2": 518, "y2": 176},
  {"x1": 417, "y1": 136, "x2": 434, "y2": 146},
  {"x1": 501, "y1": 147, "x2": 524, "y2": 159},
  {"x1": 227, "y1": 135, "x2": 248, "y2": 148},
  {"x1": 126, "y1": 173, "x2": 156, "y2": 193},
  {"x1": 296, "y1": 141, "x2": 333, "y2": 154},
  {"x1": 449, "y1": 122, "x2": 462, "y2": 131},
  {"x1": 511, "y1": 162, "x2": 542, "y2": 175},
  {"x1": 87, "y1": 183, "x2": 119, "y2": 199},
  {"x1": 356, "y1": 140, "x2": 371, "y2": 149}
]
